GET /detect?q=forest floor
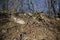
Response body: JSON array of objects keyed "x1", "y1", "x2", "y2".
[{"x1": 0, "y1": 13, "x2": 60, "y2": 40}]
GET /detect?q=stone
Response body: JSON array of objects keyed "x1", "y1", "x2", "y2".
[
  {"x1": 2, "y1": 29, "x2": 7, "y2": 33},
  {"x1": 13, "y1": 17, "x2": 25, "y2": 24}
]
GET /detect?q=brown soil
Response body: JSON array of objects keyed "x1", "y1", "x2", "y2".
[{"x1": 0, "y1": 13, "x2": 60, "y2": 40}]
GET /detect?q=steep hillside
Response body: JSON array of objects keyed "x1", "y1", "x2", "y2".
[{"x1": 0, "y1": 13, "x2": 60, "y2": 40}]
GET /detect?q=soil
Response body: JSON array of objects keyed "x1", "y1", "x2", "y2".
[{"x1": 0, "y1": 13, "x2": 60, "y2": 40}]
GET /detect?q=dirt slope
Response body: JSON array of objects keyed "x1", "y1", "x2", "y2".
[{"x1": 0, "y1": 13, "x2": 60, "y2": 40}]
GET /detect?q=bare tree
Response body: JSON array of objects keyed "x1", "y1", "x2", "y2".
[
  {"x1": 19, "y1": 0, "x2": 24, "y2": 12},
  {"x1": 8, "y1": 0, "x2": 18, "y2": 14},
  {"x1": 47, "y1": 0, "x2": 56, "y2": 17},
  {"x1": 36, "y1": 0, "x2": 38, "y2": 12},
  {"x1": 58, "y1": 0, "x2": 60, "y2": 12},
  {"x1": 51, "y1": 0, "x2": 56, "y2": 17},
  {"x1": 2, "y1": 0, "x2": 7, "y2": 13},
  {"x1": 47, "y1": 0, "x2": 51, "y2": 15},
  {"x1": 30, "y1": 0, "x2": 34, "y2": 12},
  {"x1": 58, "y1": 0, "x2": 60, "y2": 17},
  {"x1": 26, "y1": 0, "x2": 34, "y2": 12},
  {"x1": 26, "y1": 0, "x2": 31, "y2": 12}
]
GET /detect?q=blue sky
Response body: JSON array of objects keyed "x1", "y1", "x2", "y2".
[{"x1": 0, "y1": 0, "x2": 59, "y2": 12}]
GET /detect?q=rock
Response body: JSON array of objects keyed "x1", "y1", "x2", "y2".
[
  {"x1": 56, "y1": 18, "x2": 60, "y2": 21},
  {"x1": 33, "y1": 17, "x2": 36, "y2": 19},
  {"x1": 13, "y1": 17, "x2": 25, "y2": 24},
  {"x1": 24, "y1": 13, "x2": 26, "y2": 16},
  {"x1": 40, "y1": 13, "x2": 45, "y2": 19},
  {"x1": 13, "y1": 38, "x2": 17, "y2": 40},
  {"x1": 27, "y1": 12, "x2": 33, "y2": 16},
  {"x1": 2, "y1": 29, "x2": 7, "y2": 33}
]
